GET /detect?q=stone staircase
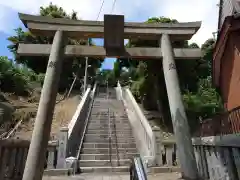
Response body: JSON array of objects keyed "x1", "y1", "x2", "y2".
[{"x1": 79, "y1": 88, "x2": 139, "y2": 173}]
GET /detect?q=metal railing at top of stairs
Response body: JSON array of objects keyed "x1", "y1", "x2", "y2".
[{"x1": 130, "y1": 156, "x2": 148, "y2": 180}]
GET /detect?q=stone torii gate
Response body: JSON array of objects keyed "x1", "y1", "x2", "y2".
[{"x1": 17, "y1": 13, "x2": 202, "y2": 180}]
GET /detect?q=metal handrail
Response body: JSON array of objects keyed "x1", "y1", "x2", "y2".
[
  {"x1": 113, "y1": 112, "x2": 120, "y2": 166},
  {"x1": 130, "y1": 156, "x2": 148, "y2": 180},
  {"x1": 107, "y1": 81, "x2": 112, "y2": 164}
]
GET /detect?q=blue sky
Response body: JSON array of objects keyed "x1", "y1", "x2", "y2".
[{"x1": 0, "y1": 0, "x2": 219, "y2": 69}]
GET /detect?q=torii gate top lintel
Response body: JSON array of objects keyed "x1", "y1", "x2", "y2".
[
  {"x1": 17, "y1": 13, "x2": 203, "y2": 59},
  {"x1": 18, "y1": 13, "x2": 201, "y2": 41}
]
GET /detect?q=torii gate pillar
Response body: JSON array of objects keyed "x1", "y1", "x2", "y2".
[
  {"x1": 22, "y1": 31, "x2": 66, "y2": 180},
  {"x1": 161, "y1": 34, "x2": 198, "y2": 180}
]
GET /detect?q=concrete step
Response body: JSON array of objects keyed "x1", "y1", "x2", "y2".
[
  {"x1": 84, "y1": 134, "x2": 134, "y2": 138},
  {"x1": 86, "y1": 129, "x2": 133, "y2": 132},
  {"x1": 81, "y1": 148, "x2": 138, "y2": 154},
  {"x1": 79, "y1": 159, "x2": 131, "y2": 167},
  {"x1": 91, "y1": 107, "x2": 116, "y2": 109},
  {"x1": 89, "y1": 119, "x2": 128, "y2": 121},
  {"x1": 87, "y1": 125, "x2": 131, "y2": 129},
  {"x1": 80, "y1": 153, "x2": 139, "y2": 160},
  {"x1": 84, "y1": 136, "x2": 135, "y2": 142},
  {"x1": 88, "y1": 121, "x2": 130, "y2": 124},
  {"x1": 83, "y1": 139, "x2": 136, "y2": 143},
  {"x1": 89, "y1": 114, "x2": 127, "y2": 117},
  {"x1": 90, "y1": 121, "x2": 129, "y2": 124},
  {"x1": 85, "y1": 130, "x2": 133, "y2": 134},
  {"x1": 89, "y1": 117, "x2": 127, "y2": 120},
  {"x1": 85, "y1": 133, "x2": 134, "y2": 137},
  {"x1": 86, "y1": 130, "x2": 134, "y2": 134},
  {"x1": 88, "y1": 123, "x2": 130, "y2": 126},
  {"x1": 87, "y1": 127, "x2": 132, "y2": 130},
  {"x1": 80, "y1": 166, "x2": 129, "y2": 173},
  {"x1": 82, "y1": 143, "x2": 136, "y2": 149},
  {"x1": 90, "y1": 116, "x2": 128, "y2": 119},
  {"x1": 90, "y1": 112, "x2": 126, "y2": 115}
]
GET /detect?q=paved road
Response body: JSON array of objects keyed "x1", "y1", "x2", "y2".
[{"x1": 43, "y1": 172, "x2": 182, "y2": 180}]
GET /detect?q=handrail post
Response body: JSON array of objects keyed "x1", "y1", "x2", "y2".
[
  {"x1": 57, "y1": 127, "x2": 68, "y2": 168},
  {"x1": 152, "y1": 126, "x2": 163, "y2": 166}
]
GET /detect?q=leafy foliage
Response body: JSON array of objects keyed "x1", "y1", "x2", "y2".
[
  {"x1": 7, "y1": 3, "x2": 103, "y2": 91},
  {"x1": 183, "y1": 76, "x2": 223, "y2": 132},
  {"x1": 0, "y1": 56, "x2": 42, "y2": 95},
  {"x1": 112, "y1": 17, "x2": 223, "y2": 132}
]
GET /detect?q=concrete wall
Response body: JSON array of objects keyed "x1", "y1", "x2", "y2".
[
  {"x1": 67, "y1": 87, "x2": 92, "y2": 157},
  {"x1": 116, "y1": 82, "x2": 163, "y2": 167},
  {"x1": 220, "y1": 32, "x2": 240, "y2": 110}
]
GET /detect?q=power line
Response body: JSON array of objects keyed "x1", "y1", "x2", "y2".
[
  {"x1": 96, "y1": 0, "x2": 105, "y2": 20},
  {"x1": 111, "y1": 0, "x2": 117, "y2": 14}
]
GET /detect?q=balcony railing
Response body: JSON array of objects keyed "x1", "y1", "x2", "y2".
[{"x1": 193, "y1": 106, "x2": 240, "y2": 137}]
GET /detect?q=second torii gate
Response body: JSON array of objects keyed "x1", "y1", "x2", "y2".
[{"x1": 17, "y1": 13, "x2": 202, "y2": 180}]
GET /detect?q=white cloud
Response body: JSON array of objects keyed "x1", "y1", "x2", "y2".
[
  {"x1": 156, "y1": 0, "x2": 219, "y2": 46},
  {"x1": 0, "y1": 0, "x2": 219, "y2": 45}
]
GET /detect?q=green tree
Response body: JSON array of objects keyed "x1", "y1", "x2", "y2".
[
  {"x1": 117, "y1": 16, "x2": 222, "y2": 132},
  {"x1": 7, "y1": 3, "x2": 103, "y2": 91},
  {"x1": 183, "y1": 76, "x2": 223, "y2": 133},
  {"x1": 189, "y1": 43, "x2": 200, "y2": 48},
  {"x1": 113, "y1": 61, "x2": 121, "y2": 79},
  {"x1": 0, "y1": 56, "x2": 42, "y2": 95},
  {"x1": 200, "y1": 38, "x2": 216, "y2": 76}
]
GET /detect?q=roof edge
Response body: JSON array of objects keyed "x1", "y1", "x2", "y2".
[
  {"x1": 18, "y1": 13, "x2": 202, "y2": 30},
  {"x1": 213, "y1": 16, "x2": 233, "y2": 88}
]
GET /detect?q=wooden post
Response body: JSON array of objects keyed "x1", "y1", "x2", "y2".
[
  {"x1": 161, "y1": 34, "x2": 198, "y2": 179},
  {"x1": 22, "y1": 30, "x2": 66, "y2": 180},
  {"x1": 0, "y1": 148, "x2": 9, "y2": 179},
  {"x1": 15, "y1": 148, "x2": 23, "y2": 179}
]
